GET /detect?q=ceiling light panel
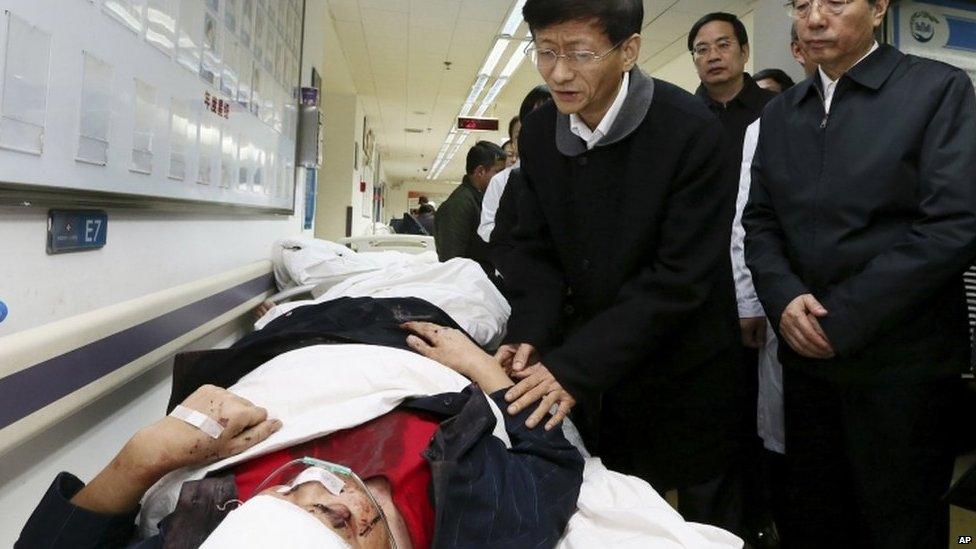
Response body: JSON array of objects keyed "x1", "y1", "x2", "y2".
[
  {"x1": 479, "y1": 39, "x2": 511, "y2": 76},
  {"x1": 426, "y1": 0, "x2": 529, "y2": 181},
  {"x1": 500, "y1": 0, "x2": 528, "y2": 37}
]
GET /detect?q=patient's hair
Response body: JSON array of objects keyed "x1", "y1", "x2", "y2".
[
  {"x1": 418, "y1": 204, "x2": 435, "y2": 215},
  {"x1": 523, "y1": 0, "x2": 643, "y2": 45},
  {"x1": 466, "y1": 141, "x2": 506, "y2": 175}
]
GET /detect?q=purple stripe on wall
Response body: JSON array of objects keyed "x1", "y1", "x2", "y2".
[{"x1": 0, "y1": 274, "x2": 273, "y2": 430}]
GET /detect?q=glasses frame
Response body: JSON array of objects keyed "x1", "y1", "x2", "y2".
[
  {"x1": 252, "y1": 456, "x2": 398, "y2": 549},
  {"x1": 785, "y1": 0, "x2": 856, "y2": 20},
  {"x1": 525, "y1": 39, "x2": 627, "y2": 70},
  {"x1": 691, "y1": 38, "x2": 739, "y2": 60}
]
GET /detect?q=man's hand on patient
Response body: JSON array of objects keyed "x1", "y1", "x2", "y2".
[
  {"x1": 403, "y1": 321, "x2": 513, "y2": 393},
  {"x1": 506, "y1": 363, "x2": 576, "y2": 431},
  {"x1": 495, "y1": 343, "x2": 540, "y2": 374},
  {"x1": 70, "y1": 385, "x2": 281, "y2": 516}
]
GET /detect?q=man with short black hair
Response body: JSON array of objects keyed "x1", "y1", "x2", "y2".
[
  {"x1": 689, "y1": 15, "x2": 777, "y2": 544},
  {"x1": 435, "y1": 141, "x2": 505, "y2": 272},
  {"x1": 498, "y1": 0, "x2": 745, "y2": 534},
  {"x1": 744, "y1": 0, "x2": 976, "y2": 546},
  {"x1": 689, "y1": 11, "x2": 776, "y2": 358},
  {"x1": 689, "y1": 13, "x2": 776, "y2": 161}
]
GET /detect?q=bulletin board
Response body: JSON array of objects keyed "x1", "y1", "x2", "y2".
[
  {"x1": 890, "y1": 0, "x2": 976, "y2": 85},
  {"x1": 0, "y1": 0, "x2": 304, "y2": 212}
]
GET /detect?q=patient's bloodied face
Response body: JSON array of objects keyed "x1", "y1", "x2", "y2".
[{"x1": 262, "y1": 477, "x2": 403, "y2": 548}]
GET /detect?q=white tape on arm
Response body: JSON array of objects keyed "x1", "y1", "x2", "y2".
[{"x1": 170, "y1": 405, "x2": 224, "y2": 439}]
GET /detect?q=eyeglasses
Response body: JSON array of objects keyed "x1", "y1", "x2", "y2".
[
  {"x1": 525, "y1": 40, "x2": 625, "y2": 70},
  {"x1": 253, "y1": 457, "x2": 397, "y2": 548},
  {"x1": 692, "y1": 38, "x2": 737, "y2": 59},
  {"x1": 784, "y1": 0, "x2": 855, "y2": 20}
]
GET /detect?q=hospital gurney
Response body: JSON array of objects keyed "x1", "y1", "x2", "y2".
[
  {"x1": 268, "y1": 236, "x2": 439, "y2": 305},
  {"x1": 139, "y1": 252, "x2": 742, "y2": 548},
  {"x1": 338, "y1": 234, "x2": 435, "y2": 254}
]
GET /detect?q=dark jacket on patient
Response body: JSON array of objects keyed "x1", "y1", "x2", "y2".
[{"x1": 17, "y1": 298, "x2": 584, "y2": 549}]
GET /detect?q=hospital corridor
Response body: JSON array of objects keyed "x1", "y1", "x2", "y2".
[{"x1": 2, "y1": 0, "x2": 976, "y2": 548}]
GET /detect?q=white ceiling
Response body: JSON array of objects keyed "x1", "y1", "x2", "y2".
[{"x1": 326, "y1": 0, "x2": 758, "y2": 184}]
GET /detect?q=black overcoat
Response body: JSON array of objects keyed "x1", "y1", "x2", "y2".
[
  {"x1": 744, "y1": 45, "x2": 976, "y2": 382},
  {"x1": 504, "y1": 68, "x2": 743, "y2": 488}
]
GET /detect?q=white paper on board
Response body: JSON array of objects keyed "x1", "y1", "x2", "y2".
[
  {"x1": 0, "y1": 13, "x2": 52, "y2": 155},
  {"x1": 77, "y1": 52, "x2": 114, "y2": 165},
  {"x1": 252, "y1": 147, "x2": 265, "y2": 194},
  {"x1": 220, "y1": 124, "x2": 236, "y2": 188},
  {"x1": 145, "y1": 0, "x2": 178, "y2": 57},
  {"x1": 237, "y1": 139, "x2": 252, "y2": 191},
  {"x1": 200, "y1": 11, "x2": 221, "y2": 86},
  {"x1": 168, "y1": 98, "x2": 190, "y2": 180},
  {"x1": 197, "y1": 117, "x2": 219, "y2": 185},
  {"x1": 176, "y1": 0, "x2": 203, "y2": 74},
  {"x1": 103, "y1": 0, "x2": 146, "y2": 35},
  {"x1": 131, "y1": 79, "x2": 156, "y2": 174},
  {"x1": 220, "y1": 36, "x2": 238, "y2": 98}
]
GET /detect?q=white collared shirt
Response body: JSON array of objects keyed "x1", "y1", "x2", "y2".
[
  {"x1": 818, "y1": 41, "x2": 879, "y2": 114},
  {"x1": 478, "y1": 161, "x2": 518, "y2": 242},
  {"x1": 569, "y1": 72, "x2": 629, "y2": 150}
]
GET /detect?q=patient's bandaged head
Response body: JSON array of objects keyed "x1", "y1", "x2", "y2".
[
  {"x1": 246, "y1": 457, "x2": 397, "y2": 549},
  {"x1": 200, "y1": 495, "x2": 352, "y2": 548}
]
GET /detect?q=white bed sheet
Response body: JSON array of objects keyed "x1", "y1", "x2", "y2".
[
  {"x1": 271, "y1": 236, "x2": 438, "y2": 290},
  {"x1": 138, "y1": 344, "x2": 741, "y2": 548},
  {"x1": 258, "y1": 258, "x2": 511, "y2": 349}
]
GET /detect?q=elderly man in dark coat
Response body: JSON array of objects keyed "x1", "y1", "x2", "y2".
[{"x1": 744, "y1": 0, "x2": 976, "y2": 547}]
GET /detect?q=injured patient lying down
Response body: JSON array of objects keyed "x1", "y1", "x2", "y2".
[{"x1": 16, "y1": 259, "x2": 742, "y2": 549}]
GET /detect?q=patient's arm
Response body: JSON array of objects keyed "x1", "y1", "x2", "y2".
[
  {"x1": 402, "y1": 322, "x2": 514, "y2": 394},
  {"x1": 71, "y1": 385, "x2": 281, "y2": 515}
]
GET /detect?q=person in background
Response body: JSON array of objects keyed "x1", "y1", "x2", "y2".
[
  {"x1": 500, "y1": 0, "x2": 745, "y2": 535},
  {"x1": 415, "y1": 203, "x2": 436, "y2": 236},
  {"x1": 744, "y1": 0, "x2": 976, "y2": 546},
  {"x1": 435, "y1": 141, "x2": 506, "y2": 273},
  {"x1": 502, "y1": 138, "x2": 518, "y2": 168},
  {"x1": 478, "y1": 85, "x2": 551, "y2": 245},
  {"x1": 689, "y1": 11, "x2": 778, "y2": 546},
  {"x1": 690, "y1": 12, "x2": 777, "y2": 169},
  {"x1": 753, "y1": 68, "x2": 795, "y2": 93},
  {"x1": 790, "y1": 23, "x2": 818, "y2": 76}
]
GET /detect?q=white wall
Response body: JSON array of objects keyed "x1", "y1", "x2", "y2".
[
  {"x1": 0, "y1": 1, "x2": 335, "y2": 541},
  {"x1": 0, "y1": 207, "x2": 305, "y2": 336},
  {"x1": 309, "y1": 0, "x2": 386, "y2": 240}
]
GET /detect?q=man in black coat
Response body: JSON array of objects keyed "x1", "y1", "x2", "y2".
[
  {"x1": 743, "y1": 1, "x2": 976, "y2": 547},
  {"x1": 497, "y1": 0, "x2": 745, "y2": 533}
]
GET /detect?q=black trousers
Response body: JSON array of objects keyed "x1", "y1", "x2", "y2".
[{"x1": 779, "y1": 365, "x2": 957, "y2": 549}]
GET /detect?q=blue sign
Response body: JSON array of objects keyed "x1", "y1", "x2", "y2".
[
  {"x1": 0, "y1": 301, "x2": 7, "y2": 324},
  {"x1": 47, "y1": 210, "x2": 108, "y2": 254},
  {"x1": 946, "y1": 15, "x2": 976, "y2": 52}
]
